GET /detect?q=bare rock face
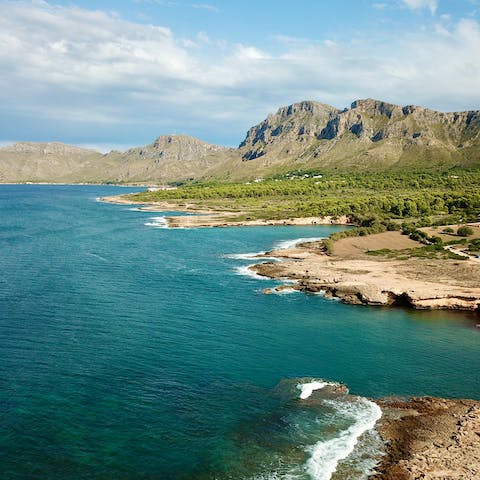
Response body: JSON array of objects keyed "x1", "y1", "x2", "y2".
[
  {"x1": 239, "y1": 101, "x2": 339, "y2": 161},
  {"x1": 236, "y1": 98, "x2": 480, "y2": 173}
]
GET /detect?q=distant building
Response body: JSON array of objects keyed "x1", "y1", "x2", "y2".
[{"x1": 148, "y1": 185, "x2": 178, "y2": 191}]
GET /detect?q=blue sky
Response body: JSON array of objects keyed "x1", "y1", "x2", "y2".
[{"x1": 0, "y1": 0, "x2": 479, "y2": 150}]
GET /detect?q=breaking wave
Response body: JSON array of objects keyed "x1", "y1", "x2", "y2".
[
  {"x1": 274, "y1": 237, "x2": 325, "y2": 250},
  {"x1": 144, "y1": 216, "x2": 169, "y2": 228}
]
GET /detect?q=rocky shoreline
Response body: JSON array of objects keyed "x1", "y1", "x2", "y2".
[
  {"x1": 252, "y1": 235, "x2": 480, "y2": 312},
  {"x1": 371, "y1": 397, "x2": 480, "y2": 479}
]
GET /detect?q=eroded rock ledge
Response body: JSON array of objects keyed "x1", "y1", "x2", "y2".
[
  {"x1": 371, "y1": 397, "x2": 480, "y2": 480},
  {"x1": 252, "y1": 237, "x2": 480, "y2": 312}
]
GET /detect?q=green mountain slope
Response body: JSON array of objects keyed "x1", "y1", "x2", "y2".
[{"x1": 216, "y1": 99, "x2": 480, "y2": 179}]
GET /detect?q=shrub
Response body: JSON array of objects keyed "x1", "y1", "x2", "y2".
[
  {"x1": 442, "y1": 227, "x2": 454, "y2": 234},
  {"x1": 429, "y1": 236, "x2": 443, "y2": 245},
  {"x1": 457, "y1": 226, "x2": 474, "y2": 237}
]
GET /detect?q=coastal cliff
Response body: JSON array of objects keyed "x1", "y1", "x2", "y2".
[{"x1": 252, "y1": 230, "x2": 480, "y2": 312}]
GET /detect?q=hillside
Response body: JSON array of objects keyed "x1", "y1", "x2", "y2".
[
  {"x1": 217, "y1": 99, "x2": 480, "y2": 179},
  {"x1": 0, "y1": 142, "x2": 103, "y2": 183},
  {"x1": 0, "y1": 136, "x2": 234, "y2": 184},
  {"x1": 101, "y1": 135, "x2": 236, "y2": 183},
  {"x1": 1, "y1": 99, "x2": 479, "y2": 183}
]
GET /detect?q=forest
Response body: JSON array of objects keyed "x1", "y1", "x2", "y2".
[{"x1": 129, "y1": 170, "x2": 480, "y2": 224}]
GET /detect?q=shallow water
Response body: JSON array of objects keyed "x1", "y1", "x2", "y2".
[{"x1": 0, "y1": 185, "x2": 478, "y2": 479}]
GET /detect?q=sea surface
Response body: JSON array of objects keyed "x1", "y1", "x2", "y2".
[{"x1": 0, "y1": 185, "x2": 479, "y2": 480}]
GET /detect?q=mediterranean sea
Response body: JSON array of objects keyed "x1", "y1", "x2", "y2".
[{"x1": 0, "y1": 185, "x2": 478, "y2": 480}]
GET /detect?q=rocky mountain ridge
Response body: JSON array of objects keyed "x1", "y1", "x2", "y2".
[
  {"x1": 232, "y1": 99, "x2": 480, "y2": 177},
  {"x1": 1, "y1": 98, "x2": 479, "y2": 183}
]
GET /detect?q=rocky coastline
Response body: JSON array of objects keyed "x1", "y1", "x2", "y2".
[
  {"x1": 252, "y1": 233, "x2": 480, "y2": 312},
  {"x1": 370, "y1": 397, "x2": 480, "y2": 479}
]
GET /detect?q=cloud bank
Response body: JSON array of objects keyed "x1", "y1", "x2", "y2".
[{"x1": 0, "y1": 1, "x2": 479, "y2": 146}]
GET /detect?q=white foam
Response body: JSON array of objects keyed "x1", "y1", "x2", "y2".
[
  {"x1": 144, "y1": 216, "x2": 169, "y2": 228},
  {"x1": 270, "y1": 287, "x2": 298, "y2": 295},
  {"x1": 274, "y1": 237, "x2": 325, "y2": 250},
  {"x1": 297, "y1": 380, "x2": 336, "y2": 400},
  {"x1": 225, "y1": 252, "x2": 265, "y2": 260},
  {"x1": 85, "y1": 252, "x2": 108, "y2": 263},
  {"x1": 224, "y1": 252, "x2": 281, "y2": 261},
  {"x1": 235, "y1": 264, "x2": 271, "y2": 280},
  {"x1": 313, "y1": 290, "x2": 341, "y2": 302},
  {"x1": 306, "y1": 397, "x2": 382, "y2": 480}
]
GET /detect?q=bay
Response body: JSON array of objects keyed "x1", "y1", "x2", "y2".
[{"x1": 0, "y1": 185, "x2": 478, "y2": 479}]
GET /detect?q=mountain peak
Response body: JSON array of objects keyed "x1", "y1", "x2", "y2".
[{"x1": 273, "y1": 100, "x2": 338, "y2": 119}]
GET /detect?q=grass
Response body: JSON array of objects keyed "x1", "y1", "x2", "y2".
[{"x1": 366, "y1": 245, "x2": 468, "y2": 261}]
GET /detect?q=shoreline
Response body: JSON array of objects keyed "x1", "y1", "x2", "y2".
[
  {"x1": 370, "y1": 396, "x2": 480, "y2": 479},
  {"x1": 100, "y1": 194, "x2": 352, "y2": 227},
  {"x1": 103, "y1": 194, "x2": 480, "y2": 312},
  {"x1": 251, "y1": 232, "x2": 480, "y2": 312}
]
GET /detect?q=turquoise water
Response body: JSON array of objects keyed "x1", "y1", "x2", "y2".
[{"x1": 0, "y1": 185, "x2": 479, "y2": 480}]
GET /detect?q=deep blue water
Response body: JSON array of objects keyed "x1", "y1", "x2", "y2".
[{"x1": 0, "y1": 185, "x2": 478, "y2": 480}]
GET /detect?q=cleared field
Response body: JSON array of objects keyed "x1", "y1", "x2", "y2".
[
  {"x1": 332, "y1": 231, "x2": 421, "y2": 257},
  {"x1": 420, "y1": 222, "x2": 480, "y2": 242}
]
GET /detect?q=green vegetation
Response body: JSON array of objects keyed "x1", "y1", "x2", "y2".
[
  {"x1": 129, "y1": 170, "x2": 480, "y2": 223},
  {"x1": 457, "y1": 225, "x2": 474, "y2": 237},
  {"x1": 366, "y1": 244, "x2": 467, "y2": 261},
  {"x1": 468, "y1": 239, "x2": 480, "y2": 252}
]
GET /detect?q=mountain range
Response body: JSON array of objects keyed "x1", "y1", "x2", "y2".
[{"x1": 1, "y1": 98, "x2": 479, "y2": 183}]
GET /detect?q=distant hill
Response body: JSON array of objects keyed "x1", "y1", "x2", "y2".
[
  {"x1": 0, "y1": 136, "x2": 235, "y2": 184},
  {"x1": 101, "y1": 135, "x2": 236, "y2": 183},
  {"x1": 1, "y1": 99, "x2": 479, "y2": 183}
]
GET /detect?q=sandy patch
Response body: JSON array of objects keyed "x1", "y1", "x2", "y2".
[{"x1": 333, "y1": 231, "x2": 420, "y2": 257}]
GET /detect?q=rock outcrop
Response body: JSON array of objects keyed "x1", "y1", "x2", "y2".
[
  {"x1": 234, "y1": 98, "x2": 480, "y2": 177},
  {"x1": 250, "y1": 230, "x2": 480, "y2": 312},
  {"x1": 371, "y1": 397, "x2": 480, "y2": 480}
]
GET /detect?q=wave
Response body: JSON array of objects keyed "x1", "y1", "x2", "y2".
[
  {"x1": 238, "y1": 377, "x2": 384, "y2": 480},
  {"x1": 224, "y1": 252, "x2": 281, "y2": 261},
  {"x1": 312, "y1": 290, "x2": 341, "y2": 302},
  {"x1": 84, "y1": 252, "x2": 109, "y2": 263},
  {"x1": 268, "y1": 287, "x2": 299, "y2": 295},
  {"x1": 274, "y1": 237, "x2": 325, "y2": 250},
  {"x1": 306, "y1": 397, "x2": 382, "y2": 480},
  {"x1": 297, "y1": 380, "x2": 338, "y2": 400},
  {"x1": 144, "y1": 216, "x2": 169, "y2": 229},
  {"x1": 234, "y1": 264, "x2": 271, "y2": 280}
]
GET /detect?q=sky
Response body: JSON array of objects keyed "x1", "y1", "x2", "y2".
[{"x1": 0, "y1": 0, "x2": 479, "y2": 151}]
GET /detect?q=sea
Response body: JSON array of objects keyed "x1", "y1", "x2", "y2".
[{"x1": 0, "y1": 185, "x2": 479, "y2": 480}]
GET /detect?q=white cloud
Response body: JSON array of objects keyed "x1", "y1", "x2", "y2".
[
  {"x1": 402, "y1": 0, "x2": 437, "y2": 15},
  {"x1": 191, "y1": 3, "x2": 219, "y2": 13},
  {"x1": 0, "y1": 1, "x2": 479, "y2": 146}
]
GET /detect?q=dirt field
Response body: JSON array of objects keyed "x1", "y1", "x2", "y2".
[
  {"x1": 332, "y1": 231, "x2": 420, "y2": 257},
  {"x1": 420, "y1": 222, "x2": 480, "y2": 242}
]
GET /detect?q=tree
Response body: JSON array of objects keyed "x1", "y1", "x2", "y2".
[{"x1": 457, "y1": 226, "x2": 474, "y2": 237}]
